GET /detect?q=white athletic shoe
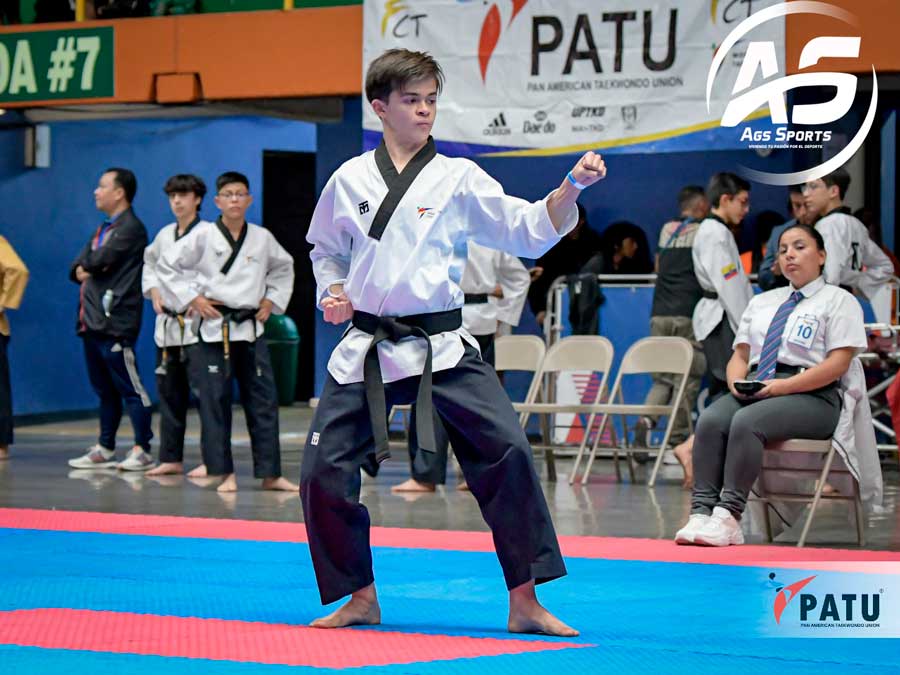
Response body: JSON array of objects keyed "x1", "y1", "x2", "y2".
[
  {"x1": 693, "y1": 506, "x2": 745, "y2": 547},
  {"x1": 116, "y1": 448, "x2": 155, "y2": 472},
  {"x1": 68, "y1": 445, "x2": 116, "y2": 469},
  {"x1": 674, "y1": 514, "x2": 711, "y2": 545}
]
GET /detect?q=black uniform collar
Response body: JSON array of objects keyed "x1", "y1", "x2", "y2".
[
  {"x1": 215, "y1": 216, "x2": 247, "y2": 248},
  {"x1": 175, "y1": 216, "x2": 201, "y2": 241},
  {"x1": 374, "y1": 136, "x2": 437, "y2": 188},
  {"x1": 822, "y1": 205, "x2": 852, "y2": 220}
]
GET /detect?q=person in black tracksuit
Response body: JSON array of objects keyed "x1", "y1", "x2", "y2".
[{"x1": 67, "y1": 168, "x2": 155, "y2": 472}]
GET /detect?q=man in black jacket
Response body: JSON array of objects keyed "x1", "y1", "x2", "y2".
[{"x1": 68, "y1": 168, "x2": 154, "y2": 471}]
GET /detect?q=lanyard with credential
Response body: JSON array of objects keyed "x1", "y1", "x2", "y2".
[
  {"x1": 92, "y1": 222, "x2": 113, "y2": 250},
  {"x1": 663, "y1": 217, "x2": 693, "y2": 249}
]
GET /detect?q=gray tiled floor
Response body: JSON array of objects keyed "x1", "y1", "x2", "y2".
[{"x1": 2, "y1": 405, "x2": 898, "y2": 549}]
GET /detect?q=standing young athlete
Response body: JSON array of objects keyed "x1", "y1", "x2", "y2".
[{"x1": 301, "y1": 49, "x2": 605, "y2": 635}]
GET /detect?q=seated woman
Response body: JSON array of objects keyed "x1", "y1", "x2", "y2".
[{"x1": 675, "y1": 224, "x2": 867, "y2": 546}]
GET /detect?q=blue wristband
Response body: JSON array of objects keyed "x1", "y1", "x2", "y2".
[{"x1": 566, "y1": 171, "x2": 587, "y2": 190}]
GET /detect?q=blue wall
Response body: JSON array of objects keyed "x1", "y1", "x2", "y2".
[
  {"x1": 0, "y1": 104, "x2": 794, "y2": 413},
  {"x1": 309, "y1": 99, "x2": 793, "y2": 394},
  {"x1": 0, "y1": 116, "x2": 316, "y2": 416}
]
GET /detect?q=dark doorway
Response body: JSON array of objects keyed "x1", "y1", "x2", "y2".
[{"x1": 262, "y1": 150, "x2": 317, "y2": 401}]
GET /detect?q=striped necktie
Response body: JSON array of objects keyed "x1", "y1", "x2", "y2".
[{"x1": 755, "y1": 290, "x2": 804, "y2": 381}]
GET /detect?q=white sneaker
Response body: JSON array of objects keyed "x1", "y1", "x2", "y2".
[
  {"x1": 674, "y1": 514, "x2": 710, "y2": 545},
  {"x1": 68, "y1": 445, "x2": 116, "y2": 469},
  {"x1": 693, "y1": 506, "x2": 745, "y2": 546},
  {"x1": 116, "y1": 448, "x2": 155, "y2": 472}
]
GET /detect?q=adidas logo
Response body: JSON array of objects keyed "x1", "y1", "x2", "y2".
[{"x1": 484, "y1": 112, "x2": 511, "y2": 136}]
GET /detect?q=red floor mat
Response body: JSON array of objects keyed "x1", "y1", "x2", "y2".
[
  {"x1": 0, "y1": 608, "x2": 589, "y2": 667},
  {"x1": 2, "y1": 507, "x2": 898, "y2": 573}
]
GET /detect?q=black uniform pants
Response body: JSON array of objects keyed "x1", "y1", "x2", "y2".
[
  {"x1": 301, "y1": 344, "x2": 566, "y2": 605},
  {"x1": 155, "y1": 346, "x2": 191, "y2": 463},
  {"x1": 701, "y1": 318, "x2": 735, "y2": 402},
  {"x1": 186, "y1": 340, "x2": 281, "y2": 478},
  {"x1": 406, "y1": 333, "x2": 495, "y2": 484}
]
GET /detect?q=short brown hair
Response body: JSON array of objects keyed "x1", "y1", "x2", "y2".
[
  {"x1": 164, "y1": 174, "x2": 207, "y2": 200},
  {"x1": 365, "y1": 49, "x2": 444, "y2": 103},
  {"x1": 821, "y1": 167, "x2": 850, "y2": 200}
]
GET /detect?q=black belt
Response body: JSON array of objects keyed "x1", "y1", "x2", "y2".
[
  {"x1": 218, "y1": 306, "x2": 258, "y2": 374},
  {"x1": 464, "y1": 293, "x2": 489, "y2": 305},
  {"x1": 352, "y1": 308, "x2": 462, "y2": 472},
  {"x1": 157, "y1": 309, "x2": 187, "y2": 375},
  {"x1": 702, "y1": 290, "x2": 718, "y2": 300}
]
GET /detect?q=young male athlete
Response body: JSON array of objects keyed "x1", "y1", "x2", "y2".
[{"x1": 301, "y1": 49, "x2": 605, "y2": 635}]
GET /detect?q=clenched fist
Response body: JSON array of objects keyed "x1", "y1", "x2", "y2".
[
  {"x1": 569, "y1": 151, "x2": 607, "y2": 188},
  {"x1": 322, "y1": 294, "x2": 354, "y2": 325}
]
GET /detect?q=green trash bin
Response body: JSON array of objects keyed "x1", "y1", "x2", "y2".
[{"x1": 264, "y1": 314, "x2": 300, "y2": 406}]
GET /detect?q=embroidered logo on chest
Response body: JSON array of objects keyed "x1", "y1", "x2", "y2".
[
  {"x1": 358, "y1": 201, "x2": 369, "y2": 215},
  {"x1": 417, "y1": 206, "x2": 436, "y2": 220}
]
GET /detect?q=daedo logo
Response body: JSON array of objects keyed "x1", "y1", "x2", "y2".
[{"x1": 707, "y1": 1, "x2": 878, "y2": 186}]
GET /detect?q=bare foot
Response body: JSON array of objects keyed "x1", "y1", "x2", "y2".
[
  {"x1": 508, "y1": 580, "x2": 579, "y2": 637},
  {"x1": 145, "y1": 474, "x2": 184, "y2": 487},
  {"x1": 186, "y1": 475, "x2": 220, "y2": 489},
  {"x1": 310, "y1": 583, "x2": 381, "y2": 629},
  {"x1": 456, "y1": 480, "x2": 469, "y2": 492},
  {"x1": 391, "y1": 478, "x2": 436, "y2": 493},
  {"x1": 261, "y1": 476, "x2": 299, "y2": 492},
  {"x1": 0, "y1": 446, "x2": 8, "y2": 461},
  {"x1": 216, "y1": 474, "x2": 238, "y2": 492},
  {"x1": 187, "y1": 464, "x2": 208, "y2": 478},
  {"x1": 673, "y1": 439, "x2": 693, "y2": 490},
  {"x1": 147, "y1": 462, "x2": 184, "y2": 476}
]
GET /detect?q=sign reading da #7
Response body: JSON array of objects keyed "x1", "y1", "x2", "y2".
[{"x1": 0, "y1": 27, "x2": 113, "y2": 104}]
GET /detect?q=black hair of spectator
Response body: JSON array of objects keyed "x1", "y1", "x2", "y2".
[
  {"x1": 707, "y1": 172, "x2": 750, "y2": 208},
  {"x1": 106, "y1": 168, "x2": 137, "y2": 204},
  {"x1": 599, "y1": 220, "x2": 653, "y2": 274},
  {"x1": 821, "y1": 167, "x2": 851, "y2": 200},
  {"x1": 677, "y1": 185, "x2": 705, "y2": 213},
  {"x1": 216, "y1": 172, "x2": 250, "y2": 193},
  {"x1": 365, "y1": 49, "x2": 445, "y2": 103},
  {"x1": 164, "y1": 174, "x2": 207, "y2": 202},
  {"x1": 778, "y1": 222, "x2": 826, "y2": 252}
]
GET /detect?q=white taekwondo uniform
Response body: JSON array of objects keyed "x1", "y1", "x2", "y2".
[
  {"x1": 301, "y1": 137, "x2": 576, "y2": 605},
  {"x1": 141, "y1": 217, "x2": 207, "y2": 463},
  {"x1": 460, "y1": 240, "x2": 531, "y2": 340},
  {"x1": 691, "y1": 213, "x2": 753, "y2": 398},
  {"x1": 815, "y1": 208, "x2": 893, "y2": 310},
  {"x1": 156, "y1": 217, "x2": 294, "y2": 480}
]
